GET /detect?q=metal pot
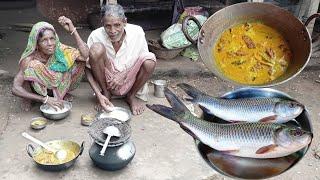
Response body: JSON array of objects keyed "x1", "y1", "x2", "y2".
[
  {"x1": 26, "y1": 140, "x2": 84, "y2": 171},
  {"x1": 89, "y1": 140, "x2": 136, "y2": 171},
  {"x1": 197, "y1": 88, "x2": 313, "y2": 179},
  {"x1": 184, "y1": 2, "x2": 319, "y2": 87}
]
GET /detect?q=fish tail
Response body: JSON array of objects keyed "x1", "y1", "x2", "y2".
[
  {"x1": 164, "y1": 87, "x2": 189, "y2": 114},
  {"x1": 147, "y1": 87, "x2": 190, "y2": 122},
  {"x1": 177, "y1": 83, "x2": 206, "y2": 102},
  {"x1": 146, "y1": 104, "x2": 179, "y2": 122}
]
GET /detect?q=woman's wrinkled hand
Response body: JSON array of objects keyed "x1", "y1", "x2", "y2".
[
  {"x1": 58, "y1": 16, "x2": 75, "y2": 34},
  {"x1": 46, "y1": 97, "x2": 64, "y2": 111}
]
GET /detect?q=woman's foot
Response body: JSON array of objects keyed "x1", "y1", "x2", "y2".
[{"x1": 126, "y1": 95, "x2": 145, "y2": 115}]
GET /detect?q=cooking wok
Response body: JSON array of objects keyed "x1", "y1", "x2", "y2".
[
  {"x1": 184, "y1": 2, "x2": 319, "y2": 87},
  {"x1": 26, "y1": 140, "x2": 84, "y2": 171}
]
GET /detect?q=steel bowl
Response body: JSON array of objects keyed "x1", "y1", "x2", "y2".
[
  {"x1": 40, "y1": 101, "x2": 72, "y2": 120},
  {"x1": 26, "y1": 140, "x2": 84, "y2": 171},
  {"x1": 96, "y1": 107, "x2": 132, "y2": 123},
  {"x1": 196, "y1": 88, "x2": 313, "y2": 179}
]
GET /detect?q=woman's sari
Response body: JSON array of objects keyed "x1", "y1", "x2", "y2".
[{"x1": 20, "y1": 22, "x2": 85, "y2": 100}]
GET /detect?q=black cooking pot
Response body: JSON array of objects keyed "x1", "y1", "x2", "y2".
[
  {"x1": 26, "y1": 140, "x2": 84, "y2": 171},
  {"x1": 89, "y1": 140, "x2": 136, "y2": 171}
]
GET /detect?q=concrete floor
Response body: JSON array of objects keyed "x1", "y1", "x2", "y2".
[{"x1": 0, "y1": 5, "x2": 320, "y2": 180}]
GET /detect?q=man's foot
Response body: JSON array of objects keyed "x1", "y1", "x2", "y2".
[
  {"x1": 21, "y1": 99, "x2": 32, "y2": 112},
  {"x1": 126, "y1": 95, "x2": 145, "y2": 115},
  {"x1": 63, "y1": 93, "x2": 74, "y2": 102}
]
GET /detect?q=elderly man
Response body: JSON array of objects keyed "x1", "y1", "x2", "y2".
[{"x1": 86, "y1": 4, "x2": 156, "y2": 115}]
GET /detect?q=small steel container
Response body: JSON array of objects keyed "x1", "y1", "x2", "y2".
[{"x1": 152, "y1": 80, "x2": 167, "y2": 98}]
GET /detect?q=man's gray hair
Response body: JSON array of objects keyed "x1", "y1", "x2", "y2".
[{"x1": 101, "y1": 4, "x2": 126, "y2": 19}]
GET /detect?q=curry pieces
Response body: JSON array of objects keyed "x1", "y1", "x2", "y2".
[
  {"x1": 34, "y1": 149, "x2": 76, "y2": 165},
  {"x1": 214, "y1": 22, "x2": 291, "y2": 85}
]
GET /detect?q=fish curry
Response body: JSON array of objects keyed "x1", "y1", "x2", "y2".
[{"x1": 213, "y1": 22, "x2": 292, "y2": 85}]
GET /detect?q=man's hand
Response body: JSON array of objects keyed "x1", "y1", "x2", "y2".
[
  {"x1": 58, "y1": 16, "x2": 75, "y2": 34},
  {"x1": 46, "y1": 97, "x2": 64, "y2": 111},
  {"x1": 107, "y1": 69, "x2": 128, "y2": 91},
  {"x1": 97, "y1": 94, "x2": 114, "y2": 112}
]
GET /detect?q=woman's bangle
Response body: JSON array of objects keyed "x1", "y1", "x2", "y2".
[
  {"x1": 43, "y1": 95, "x2": 49, "y2": 104},
  {"x1": 70, "y1": 28, "x2": 76, "y2": 35}
]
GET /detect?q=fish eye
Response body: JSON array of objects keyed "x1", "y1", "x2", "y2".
[{"x1": 290, "y1": 129, "x2": 302, "y2": 136}]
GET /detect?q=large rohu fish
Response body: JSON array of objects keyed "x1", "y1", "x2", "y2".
[
  {"x1": 177, "y1": 83, "x2": 304, "y2": 123},
  {"x1": 147, "y1": 88, "x2": 312, "y2": 159}
]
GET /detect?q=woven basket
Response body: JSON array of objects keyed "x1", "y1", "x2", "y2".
[{"x1": 148, "y1": 39, "x2": 186, "y2": 60}]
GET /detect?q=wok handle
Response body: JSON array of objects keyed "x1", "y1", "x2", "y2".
[
  {"x1": 26, "y1": 144, "x2": 35, "y2": 158},
  {"x1": 79, "y1": 141, "x2": 85, "y2": 156},
  {"x1": 182, "y1": 15, "x2": 202, "y2": 44},
  {"x1": 304, "y1": 13, "x2": 320, "y2": 27}
]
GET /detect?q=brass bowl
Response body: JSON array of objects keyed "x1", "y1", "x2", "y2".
[{"x1": 30, "y1": 117, "x2": 47, "y2": 130}]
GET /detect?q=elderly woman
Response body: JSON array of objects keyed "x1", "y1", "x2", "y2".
[{"x1": 12, "y1": 16, "x2": 89, "y2": 111}]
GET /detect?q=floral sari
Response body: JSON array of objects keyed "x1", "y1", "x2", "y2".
[{"x1": 20, "y1": 22, "x2": 85, "y2": 99}]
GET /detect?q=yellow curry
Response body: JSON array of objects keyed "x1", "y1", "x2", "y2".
[
  {"x1": 34, "y1": 149, "x2": 76, "y2": 165},
  {"x1": 213, "y1": 22, "x2": 291, "y2": 85}
]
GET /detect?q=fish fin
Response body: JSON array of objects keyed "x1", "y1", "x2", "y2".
[
  {"x1": 259, "y1": 115, "x2": 277, "y2": 123},
  {"x1": 199, "y1": 105, "x2": 211, "y2": 114},
  {"x1": 219, "y1": 149, "x2": 240, "y2": 154},
  {"x1": 256, "y1": 144, "x2": 278, "y2": 154},
  {"x1": 146, "y1": 104, "x2": 179, "y2": 122},
  {"x1": 180, "y1": 122, "x2": 199, "y2": 139},
  {"x1": 184, "y1": 97, "x2": 195, "y2": 102},
  {"x1": 177, "y1": 83, "x2": 207, "y2": 101}
]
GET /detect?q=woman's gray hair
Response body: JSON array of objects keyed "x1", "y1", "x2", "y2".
[{"x1": 100, "y1": 4, "x2": 126, "y2": 19}]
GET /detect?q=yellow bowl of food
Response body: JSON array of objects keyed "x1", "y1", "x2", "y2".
[
  {"x1": 26, "y1": 140, "x2": 84, "y2": 171},
  {"x1": 30, "y1": 117, "x2": 47, "y2": 130}
]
